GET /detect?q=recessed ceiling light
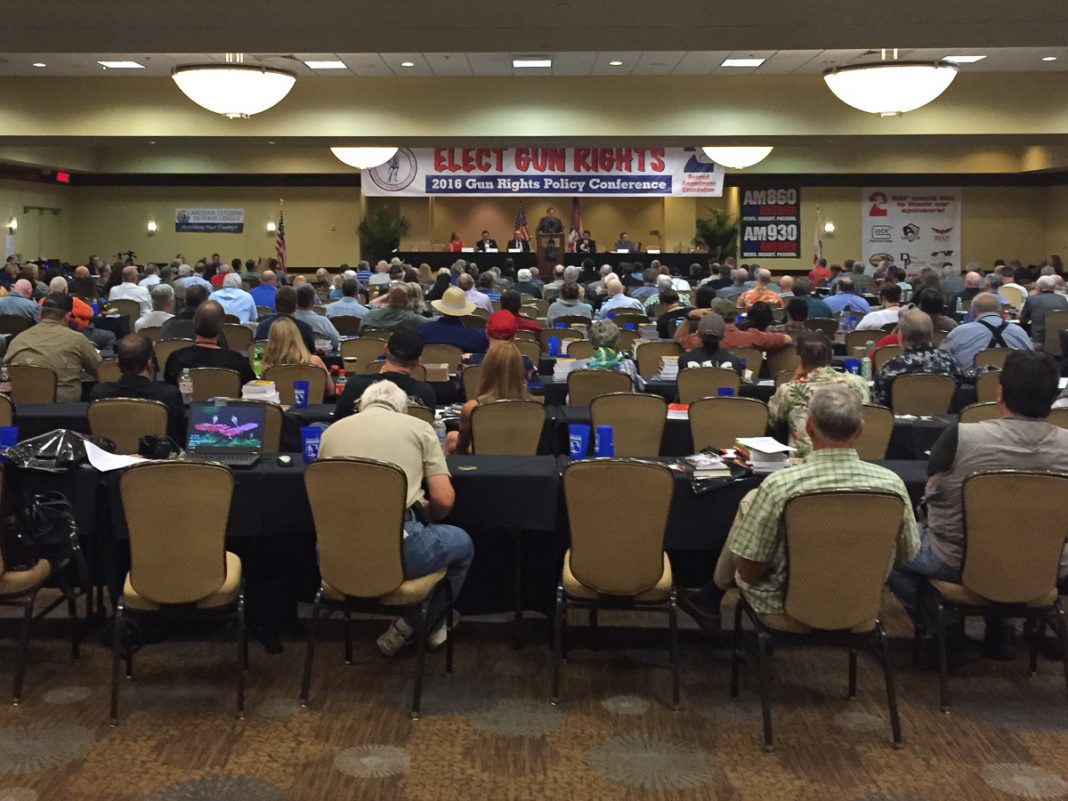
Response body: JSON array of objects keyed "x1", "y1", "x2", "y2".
[
  {"x1": 32, "y1": 62, "x2": 46, "y2": 68},
  {"x1": 721, "y1": 58, "x2": 765, "y2": 68},
  {"x1": 303, "y1": 59, "x2": 346, "y2": 69},
  {"x1": 1043, "y1": 56, "x2": 1058, "y2": 62},
  {"x1": 513, "y1": 58, "x2": 552, "y2": 69},
  {"x1": 400, "y1": 61, "x2": 415, "y2": 67},
  {"x1": 609, "y1": 60, "x2": 623, "y2": 66},
  {"x1": 944, "y1": 55, "x2": 987, "y2": 64},
  {"x1": 97, "y1": 60, "x2": 145, "y2": 69}
]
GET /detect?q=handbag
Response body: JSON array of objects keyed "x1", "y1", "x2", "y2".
[
  {"x1": 4, "y1": 490, "x2": 81, "y2": 570},
  {"x1": 137, "y1": 435, "x2": 180, "y2": 459}
]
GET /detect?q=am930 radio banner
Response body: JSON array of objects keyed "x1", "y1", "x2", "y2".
[{"x1": 740, "y1": 186, "x2": 801, "y2": 259}]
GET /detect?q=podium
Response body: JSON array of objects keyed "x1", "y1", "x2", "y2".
[{"x1": 535, "y1": 232, "x2": 564, "y2": 278}]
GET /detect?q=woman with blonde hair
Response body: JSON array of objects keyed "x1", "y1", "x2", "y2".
[
  {"x1": 406, "y1": 281, "x2": 430, "y2": 316},
  {"x1": 446, "y1": 339, "x2": 530, "y2": 454},
  {"x1": 417, "y1": 262, "x2": 434, "y2": 287},
  {"x1": 262, "y1": 316, "x2": 335, "y2": 399}
]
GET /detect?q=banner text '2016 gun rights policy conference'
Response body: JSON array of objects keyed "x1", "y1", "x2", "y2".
[{"x1": 361, "y1": 147, "x2": 725, "y2": 197}]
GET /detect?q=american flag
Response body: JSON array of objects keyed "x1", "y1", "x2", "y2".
[
  {"x1": 275, "y1": 208, "x2": 287, "y2": 271},
  {"x1": 567, "y1": 198, "x2": 583, "y2": 252},
  {"x1": 813, "y1": 203, "x2": 823, "y2": 265},
  {"x1": 514, "y1": 204, "x2": 529, "y2": 241}
]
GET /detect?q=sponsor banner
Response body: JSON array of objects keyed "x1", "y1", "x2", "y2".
[
  {"x1": 175, "y1": 208, "x2": 245, "y2": 233},
  {"x1": 861, "y1": 188, "x2": 961, "y2": 274},
  {"x1": 361, "y1": 147, "x2": 725, "y2": 197},
  {"x1": 740, "y1": 185, "x2": 801, "y2": 259}
]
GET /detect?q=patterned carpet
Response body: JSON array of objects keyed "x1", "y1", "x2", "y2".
[{"x1": 1, "y1": 593, "x2": 1068, "y2": 801}]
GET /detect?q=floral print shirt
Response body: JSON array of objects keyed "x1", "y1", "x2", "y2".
[{"x1": 768, "y1": 365, "x2": 871, "y2": 459}]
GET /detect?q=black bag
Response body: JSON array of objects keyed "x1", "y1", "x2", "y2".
[
  {"x1": 5, "y1": 491, "x2": 81, "y2": 569},
  {"x1": 137, "y1": 435, "x2": 180, "y2": 459}
]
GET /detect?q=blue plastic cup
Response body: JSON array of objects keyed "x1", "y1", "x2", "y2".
[
  {"x1": 717, "y1": 387, "x2": 735, "y2": 397},
  {"x1": 0, "y1": 426, "x2": 19, "y2": 448},
  {"x1": 555, "y1": 321, "x2": 567, "y2": 329},
  {"x1": 548, "y1": 336, "x2": 560, "y2": 357},
  {"x1": 300, "y1": 426, "x2": 322, "y2": 463},
  {"x1": 594, "y1": 424, "x2": 614, "y2": 458},
  {"x1": 568, "y1": 423, "x2": 591, "y2": 459},
  {"x1": 292, "y1": 380, "x2": 310, "y2": 408},
  {"x1": 623, "y1": 322, "x2": 636, "y2": 330},
  {"x1": 844, "y1": 357, "x2": 861, "y2": 375}
]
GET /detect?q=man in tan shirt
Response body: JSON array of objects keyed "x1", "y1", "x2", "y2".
[{"x1": 5, "y1": 293, "x2": 101, "y2": 402}]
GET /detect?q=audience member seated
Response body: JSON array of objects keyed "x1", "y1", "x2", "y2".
[
  {"x1": 874, "y1": 288, "x2": 959, "y2": 350},
  {"x1": 655, "y1": 289, "x2": 690, "y2": 339},
  {"x1": 108, "y1": 265, "x2": 152, "y2": 314},
  {"x1": 855, "y1": 284, "x2": 903, "y2": 332},
  {"x1": 45, "y1": 275, "x2": 115, "y2": 354},
  {"x1": 211, "y1": 272, "x2": 258, "y2": 324},
  {"x1": 249, "y1": 269, "x2": 278, "y2": 311},
  {"x1": 360, "y1": 286, "x2": 426, "y2": 334},
  {"x1": 447, "y1": 340, "x2": 531, "y2": 455},
  {"x1": 792, "y1": 276, "x2": 832, "y2": 319},
  {"x1": 499, "y1": 289, "x2": 541, "y2": 335},
  {"x1": 5, "y1": 293, "x2": 101, "y2": 402},
  {"x1": 254, "y1": 286, "x2": 317, "y2": 352},
  {"x1": 720, "y1": 300, "x2": 792, "y2": 353},
  {"x1": 0, "y1": 279, "x2": 41, "y2": 320},
  {"x1": 1020, "y1": 274, "x2": 1068, "y2": 349},
  {"x1": 678, "y1": 384, "x2": 918, "y2": 633},
  {"x1": 159, "y1": 284, "x2": 224, "y2": 347},
  {"x1": 769, "y1": 297, "x2": 810, "y2": 337},
  {"x1": 475, "y1": 272, "x2": 501, "y2": 303},
  {"x1": 677, "y1": 313, "x2": 744, "y2": 373},
  {"x1": 90, "y1": 333, "x2": 184, "y2": 440},
  {"x1": 135, "y1": 283, "x2": 175, "y2": 331},
  {"x1": 769, "y1": 333, "x2": 870, "y2": 459},
  {"x1": 294, "y1": 285, "x2": 340, "y2": 355},
  {"x1": 823, "y1": 276, "x2": 871, "y2": 316},
  {"x1": 318, "y1": 380, "x2": 474, "y2": 656},
  {"x1": 335, "y1": 329, "x2": 437, "y2": 419},
  {"x1": 808, "y1": 257, "x2": 833, "y2": 286},
  {"x1": 164, "y1": 301, "x2": 256, "y2": 386},
  {"x1": 673, "y1": 284, "x2": 717, "y2": 352},
  {"x1": 630, "y1": 268, "x2": 661, "y2": 302},
  {"x1": 888, "y1": 351, "x2": 1068, "y2": 664},
  {"x1": 424, "y1": 271, "x2": 452, "y2": 303},
  {"x1": 261, "y1": 317, "x2": 334, "y2": 398},
  {"x1": 546, "y1": 281, "x2": 592, "y2": 326},
  {"x1": 577, "y1": 319, "x2": 644, "y2": 391},
  {"x1": 512, "y1": 268, "x2": 542, "y2": 299},
  {"x1": 596, "y1": 278, "x2": 644, "y2": 320},
  {"x1": 324, "y1": 278, "x2": 369, "y2": 320},
  {"x1": 736, "y1": 268, "x2": 784, "y2": 310},
  {"x1": 454, "y1": 272, "x2": 490, "y2": 314},
  {"x1": 717, "y1": 268, "x2": 748, "y2": 301},
  {"x1": 939, "y1": 292, "x2": 1032, "y2": 370},
  {"x1": 420, "y1": 286, "x2": 488, "y2": 353},
  {"x1": 872, "y1": 309, "x2": 962, "y2": 407},
  {"x1": 138, "y1": 262, "x2": 161, "y2": 288},
  {"x1": 954, "y1": 270, "x2": 982, "y2": 312}
]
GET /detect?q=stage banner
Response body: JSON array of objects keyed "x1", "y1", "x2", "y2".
[
  {"x1": 861, "y1": 188, "x2": 961, "y2": 274},
  {"x1": 175, "y1": 208, "x2": 245, "y2": 233},
  {"x1": 739, "y1": 185, "x2": 801, "y2": 259},
  {"x1": 361, "y1": 147, "x2": 725, "y2": 197}
]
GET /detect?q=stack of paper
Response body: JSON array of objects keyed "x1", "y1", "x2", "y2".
[
  {"x1": 553, "y1": 358, "x2": 580, "y2": 382},
  {"x1": 684, "y1": 451, "x2": 732, "y2": 479},
  {"x1": 242, "y1": 380, "x2": 280, "y2": 404},
  {"x1": 658, "y1": 356, "x2": 679, "y2": 381},
  {"x1": 735, "y1": 436, "x2": 794, "y2": 474},
  {"x1": 666, "y1": 402, "x2": 688, "y2": 420}
]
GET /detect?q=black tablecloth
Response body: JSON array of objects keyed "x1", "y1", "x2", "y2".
[
  {"x1": 888, "y1": 414, "x2": 954, "y2": 460},
  {"x1": 561, "y1": 253, "x2": 705, "y2": 273},
  {"x1": 395, "y1": 251, "x2": 538, "y2": 272},
  {"x1": 537, "y1": 376, "x2": 774, "y2": 406},
  {"x1": 557, "y1": 406, "x2": 694, "y2": 457},
  {"x1": 14, "y1": 403, "x2": 92, "y2": 438}
]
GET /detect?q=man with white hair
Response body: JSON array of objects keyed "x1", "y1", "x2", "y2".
[
  {"x1": 109, "y1": 266, "x2": 153, "y2": 315},
  {"x1": 872, "y1": 309, "x2": 962, "y2": 407},
  {"x1": 954, "y1": 269, "x2": 983, "y2": 311},
  {"x1": 135, "y1": 284, "x2": 175, "y2": 331},
  {"x1": 318, "y1": 378, "x2": 474, "y2": 656},
  {"x1": 457, "y1": 273, "x2": 492, "y2": 313},
  {"x1": 368, "y1": 260, "x2": 391, "y2": 287},
  {"x1": 939, "y1": 293, "x2": 1032, "y2": 372},
  {"x1": 211, "y1": 272, "x2": 257, "y2": 323},
  {"x1": 777, "y1": 274, "x2": 795, "y2": 299},
  {"x1": 1019, "y1": 274, "x2": 1068, "y2": 349},
  {"x1": 46, "y1": 275, "x2": 115, "y2": 353},
  {"x1": 138, "y1": 263, "x2": 161, "y2": 288},
  {"x1": 737, "y1": 267, "x2": 783, "y2": 309},
  {"x1": 177, "y1": 263, "x2": 212, "y2": 292},
  {"x1": 544, "y1": 264, "x2": 567, "y2": 292},
  {"x1": 596, "y1": 278, "x2": 645, "y2": 320},
  {"x1": 717, "y1": 267, "x2": 748, "y2": 301},
  {"x1": 512, "y1": 268, "x2": 542, "y2": 298},
  {"x1": 0, "y1": 279, "x2": 41, "y2": 320}
]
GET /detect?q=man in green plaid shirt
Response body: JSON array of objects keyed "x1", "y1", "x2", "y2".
[{"x1": 679, "y1": 384, "x2": 919, "y2": 628}]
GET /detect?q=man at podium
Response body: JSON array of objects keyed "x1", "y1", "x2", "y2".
[
  {"x1": 475, "y1": 230, "x2": 498, "y2": 252},
  {"x1": 505, "y1": 228, "x2": 530, "y2": 252},
  {"x1": 536, "y1": 207, "x2": 564, "y2": 235},
  {"x1": 576, "y1": 229, "x2": 596, "y2": 254}
]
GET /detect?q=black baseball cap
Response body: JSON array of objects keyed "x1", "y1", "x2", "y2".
[
  {"x1": 386, "y1": 329, "x2": 424, "y2": 363},
  {"x1": 42, "y1": 292, "x2": 73, "y2": 314}
]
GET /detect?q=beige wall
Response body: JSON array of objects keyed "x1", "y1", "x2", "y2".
[{"x1": 0, "y1": 179, "x2": 72, "y2": 262}]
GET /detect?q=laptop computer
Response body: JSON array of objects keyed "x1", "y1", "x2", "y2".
[{"x1": 183, "y1": 401, "x2": 266, "y2": 468}]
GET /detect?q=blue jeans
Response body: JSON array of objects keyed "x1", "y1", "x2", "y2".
[
  {"x1": 886, "y1": 527, "x2": 961, "y2": 627},
  {"x1": 401, "y1": 520, "x2": 474, "y2": 631}
]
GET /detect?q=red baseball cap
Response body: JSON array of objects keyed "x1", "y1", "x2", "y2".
[{"x1": 486, "y1": 310, "x2": 518, "y2": 340}]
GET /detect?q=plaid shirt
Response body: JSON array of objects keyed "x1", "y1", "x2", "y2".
[{"x1": 730, "y1": 449, "x2": 919, "y2": 614}]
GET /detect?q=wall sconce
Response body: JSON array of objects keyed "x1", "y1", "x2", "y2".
[
  {"x1": 823, "y1": 221, "x2": 836, "y2": 236},
  {"x1": 147, "y1": 219, "x2": 158, "y2": 235},
  {"x1": 266, "y1": 221, "x2": 277, "y2": 234},
  {"x1": 6, "y1": 217, "x2": 16, "y2": 235}
]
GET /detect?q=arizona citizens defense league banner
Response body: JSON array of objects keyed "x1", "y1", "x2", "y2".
[
  {"x1": 175, "y1": 208, "x2": 245, "y2": 233},
  {"x1": 739, "y1": 186, "x2": 801, "y2": 258},
  {"x1": 861, "y1": 188, "x2": 962, "y2": 273},
  {"x1": 361, "y1": 147, "x2": 726, "y2": 197}
]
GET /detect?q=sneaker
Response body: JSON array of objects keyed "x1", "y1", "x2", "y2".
[
  {"x1": 677, "y1": 590, "x2": 722, "y2": 635},
  {"x1": 377, "y1": 618, "x2": 414, "y2": 656},
  {"x1": 427, "y1": 611, "x2": 461, "y2": 652}
]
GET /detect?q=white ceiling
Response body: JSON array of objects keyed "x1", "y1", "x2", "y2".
[{"x1": 4, "y1": 47, "x2": 1067, "y2": 78}]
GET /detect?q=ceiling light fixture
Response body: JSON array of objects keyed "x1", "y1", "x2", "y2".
[
  {"x1": 944, "y1": 55, "x2": 986, "y2": 64},
  {"x1": 1043, "y1": 56, "x2": 1058, "y2": 62},
  {"x1": 700, "y1": 146, "x2": 774, "y2": 169},
  {"x1": 303, "y1": 60, "x2": 346, "y2": 69},
  {"x1": 609, "y1": 60, "x2": 623, "y2": 66},
  {"x1": 400, "y1": 61, "x2": 415, "y2": 67},
  {"x1": 32, "y1": 62, "x2": 46, "y2": 68},
  {"x1": 721, "y1": 58, "x2": 765, "y2": 68},
  {"x1": 330, "y1": 147, "x2": 400, "y2": 170},
  {"x1": 97, "y1": 60, "x2": 145, "y2": 69},
  {"x1": 823, "y1": 56, "x2": 958, "y2": 116},
  {"x1": 172, "y1": 54, "x2": 296, "y2": 118},
  {"x1": 513, "y1": 58, "x2": 552, "y2": 69}
]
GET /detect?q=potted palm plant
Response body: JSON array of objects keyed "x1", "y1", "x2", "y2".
[
  {"x1": 358, "y1": 204, "x2": 410, "y2": 262},
  {"x1": 694, "y1": 208, "x2": 739, "y2": 262}
]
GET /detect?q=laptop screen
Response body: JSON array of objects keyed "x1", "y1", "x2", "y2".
[{"x1": 186, "y1": 403, "x2": 267, "y2": 453}]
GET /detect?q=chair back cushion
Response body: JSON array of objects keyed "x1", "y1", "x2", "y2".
[
  {"x1": 89, "y1": 398, "x2": 169, "y2": 453},
  {"x1": 567, "y1": 370, "x2": 631, "y2": 406},
  {"x1": 635, "y1": 341, "x2": 681, "y2": 378},
  {"x1": 688, "y1": 396, "x2": 768, "y2": 451},
  {"x1": 471, "y1": 400, "x2": 544, "y2": 455},
  {"x1": 189, "y1": 367, "x2": 242, "y2": 402},
  {"x1": 853, "y1": 404, "x2": 894, "y2": 459},
  {"x1": 677, "y1": 367, "x2": 740, "y2": 404},
  {"x1": 890, "y1": 373, "x2": 955, "y2": 415},
  {"x1": 9, "y1": 364, "x2": 57, "y2": 404},
  {"x1": 958, "y1": 402, "x2": 1001, "y2": 425},
  {"x1": 263, "y1": 364, "x2": 327, "y2": 405},
  {"x1": 590, "y1": 393, "x2": 666, "y2": 456}
]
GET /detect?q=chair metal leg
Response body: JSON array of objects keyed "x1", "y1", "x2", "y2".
[
  {"x1": 1051, "y1": 605, "x2": 1068, "y2": 705},
  {"x1": 343, "y1": 608, "x2": 353, "y2": 665},
  {"x1": 1027, "y1": 616, "x2": 1040, "y2": 676},
  {"x1": 299, "y1": 590, "x2": 323, "y2": 707},
  {"x1": 730, "y1": 600, "x2": 744, "y2": 699},
  {"x1": 444, "y1": 582, "x2": 454, "y2": 676},
  {"x1": 755, "y1": 630, "x2": 774, "y2": 751},
  {"x1": 848, "y1": 646, "x2": 858, "y2": 700},
  {"x1": 589, "y1": 608, "x2": 601, "y2": 651},
  {"x1": 236, "y1": 593, "x2": 246, "y2": 718},
  {"x1": 668, "y1": 590, "x2": 680, "y2": 711},
  {"x1": 63, "y1": 578, "x2": 80, "y2": 661},
  {"x1": 411, "y1": 599, "x2": 429, "y2": 720},
  {"x1": 551, "y1": 586, "x2": 565, "y2": 705},
  {"x1": 12, "y1": 593, "x2": 36, "y2": 706},
  {"x1": 935, "y1": 599, "x2": 950, "y2": 714},
  {"x1": 510, "y1": 528, "x2": 524, "y2": 649},
  {"x1": 876, "y1": 622, "x2": 903, "y2": 748},
  {"x1": 110, "y1": 602, "x2": 126, "y2": 725}
]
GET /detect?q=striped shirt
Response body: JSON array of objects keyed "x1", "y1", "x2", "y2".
[{"x1": 730, "y1": 448, "x2": 919, "y2": 614}]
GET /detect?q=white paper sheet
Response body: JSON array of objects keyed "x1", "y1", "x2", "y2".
[
  {"x1": 84, "y1": 440, "x2": 145, "y2": 472},
  {"x1": 735, "y1": 436, "x2": 794, "y2": 454}
]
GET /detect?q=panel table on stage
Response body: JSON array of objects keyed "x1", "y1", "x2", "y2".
[{"x1": 394, "y1": 251, "x2": 538, "y2": 272}]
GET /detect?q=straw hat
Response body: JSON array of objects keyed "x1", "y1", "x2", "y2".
[{"x1": 431, "y1": 285, "x2": 476, "y2": 316}]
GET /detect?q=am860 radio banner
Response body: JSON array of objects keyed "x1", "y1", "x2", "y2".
[
  {"x1": 361, "y1": 147, "x2": 725, "y2": 197},
  {"x1": 740, "y1": 186, "x2": 802, "y2": 259}
]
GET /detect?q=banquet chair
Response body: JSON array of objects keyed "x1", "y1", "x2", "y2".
[
  {"x1": 677, "y1": 367, "x2": 741, "y2": 404},
  {"x1": 0, "y1": 315, "x2": 32, "y2": 337},
  {"x1": 844, "y1": 330, "x2": 877, "y2": 356},
  {"x1": 871, "y1": 345, "x2": 902, "y2": 373},
  {"x1": 1048, "y1": 408, "x2": 1068, "y2": 430},
  {"x1": 689, "y1": 396, "x2": 768, "y2": 451},
  {"x1": 89, "y1": 398, "x2": 169, "y2": 454},
  {"x1": 564, "y1": 340, "x2": 594, "y2": 360},
  {"x1": 515, "y1": 339, "x2": 542, "y2": 365},
  {"x1": 109, "y1": 299, "x2": 141, "y2": 330},
  {"x1": 222, "y1": 314, "x2": 241, "y2": 325},
  {"x1": 891, "y1": 374, "x2": 955, "y2": 416},
  {"x1": 0, "y1": 394, "x2": 11, "y2": 426},
  {"x1": 461, "y1": 364, "x2": 482, "y2": 401},
  {"x1": 421, "y1": 344, "x2": 464, "y2": 373},
  {"x1": 340, "y1": 337, "x2": 386, "y2": 369},
  {"x1": 804, "y1": 318, "x2": 837, "y2": 339},
  {"x1": 154, "y1": 339, "x2": 194, "y2": 376},
  {"x1": 567, "y1": 370, "x2": 631, "y2": 406},
  {"x1": 407, "y1": 405, "x2": 435, "y2": 426},
  {"x1": 1045, "y1": 310, "x2": 1068, "y2": 356},
  {"x1": 471, "y1": 400, "x2": 544, "y2": 455},
  {"x1": 520, "y1": 304, "x2": 540, "y2": 320},
  {"x1": 138, "y1": 326, "x2": 163, "y2": 344},
  {"x1": 555, "y1": 315, "x2": 592, "y2": 328},
  {"x1": 112, "y1": 461, "x2": 245, "y2": 724},
  {"x1": 974, "y1": 349, "x2": 1009, "y2": 370},
  {"x1": 590, "y1": 393, "x2": 666, "y2": 456},
  {"x1": 932, "y1": 330, "x2": 950, "y2": 348},
  {"x1": 766, "y1": 347, "x2": 800, "y2": 378},
  {"x1": 928, "y1": 471, "x2": 1068, "y2": 712},
  {"x1": 610, "y1": 312, "x2": 648, "y2": 330},
  {"x1": 9, "y1": 364, "x2": 57, "y2": 404},
  {"x1": 553, "y1": 459, "x2": 678, "y2": 708},
  {"x1": 880, "y1": 322, "x2": 898, "y2": 334},
  {"x1": 263, "y1": 364, "x2": 327, "y2": 405},
  {"x1": 976, "y1": 370, "x2": 1001, "y2": 404},
  {"x1": 514, "y1": 329, "x2": 538, "y2": 344},
  {"x1": 97, "y1": 359, "x2": 122, "y2": 383},
  {"x1": 854, "y1": 404, "x2": 894, "y2": 460},
  {"x1": 359, "y1": 329, "x2": 391, "y2": 342},
  {"x1": 238, "y1": 400, "x2": 282, "y2": 453},
  {"x1": 301, "y1": 458, "x2": 454, "y2": 718},
  {"x1": 462, "y1": 314, "x2": 486, "y2": 330},
  {"x1": 731, "y1": 489, "x2": 906, "y2": 750},
  {"x1": 726, "y1": 347, "x2": 764, "y2": 378},
  {"x1": 359, "y1": 359, "x2": 386, "y2": 374},
  {"x1": 526, "y1": 298, "x2": 549, "y2": 318},
  {"x1": 958, "y1": 402, "x2": 1001, "y2": 425},
  {"x1": 189, "y1": 367, "x2": 242, "y2": 402},
  {"x1": 616, "y1": 329, "x2": 640, "y2": 353},
  {"x1": 540, "y1": 328, "x2": 583, "y2": 353},
  {"x1": 470, "y1": 306, "x2": 490, "y2": 320},
  {"x1": 774, "y1": 369, "x2": 795, "y2": 387},
  {"x1": 999, "y1": 284, "x2": 1027, "y2": 310},
  {"x1": 222, "y1": 323, "x2": 254, "y2": 352},
  {"x1": 331, "y1": 316, "x2": 362, "y2": 336},
  {"x1": 636, "y1": 341, "x2": 682, "y2": 378},
  {"x1": 256, "y1": 306, "x2": 274, "y2": 321}
]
